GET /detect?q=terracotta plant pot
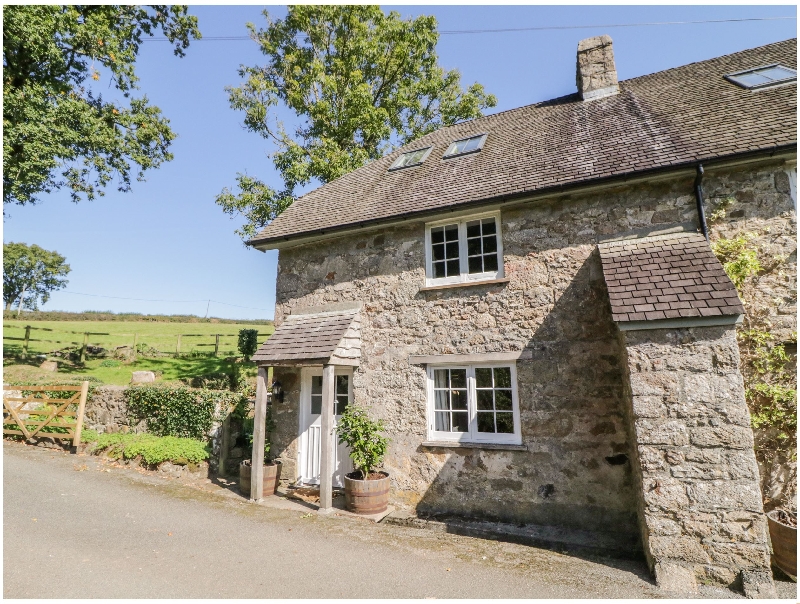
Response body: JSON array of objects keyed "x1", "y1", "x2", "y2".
[
  {"x1": 767, "y1": 509, "x2": 797, "y2": 579},
  {"x1": 239, "y1": 460, "x2": 282, "y2": 497},
  {"x1": 344, "y1": 471, "x2": 390, "y2": 515}
]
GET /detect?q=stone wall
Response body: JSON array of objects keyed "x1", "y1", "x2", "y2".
[
  {"x1": 84, "y1": 386, "x2": 145, "y2": 434},
  {"x1": 269, "y1": 158, "x2": 794, "y2": 558},
  {"x1": 619, "y1": 325, "x2": 774, "y2": 596}
]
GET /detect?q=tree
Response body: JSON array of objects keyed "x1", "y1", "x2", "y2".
[
  {"x1": 3, "y1": 5, "x2": 201, "y2": 208},
  {"x1": 216, "y1": 6, "x2": 497, "y2": 240},
  {"x1": 3, "y1": 243, "x2": 71, "y2": 313},
  {"x1": 237, "y1": 328, "x2": 259, "y2": 362}
]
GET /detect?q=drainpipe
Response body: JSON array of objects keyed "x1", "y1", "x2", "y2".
[{"x1": 694, "y1": 164, "x2": 709, "y2": 241}]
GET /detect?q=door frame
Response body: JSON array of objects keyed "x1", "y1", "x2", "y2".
[{"x1": 297, "y1": 365, "x2": 353, "y2": 487}]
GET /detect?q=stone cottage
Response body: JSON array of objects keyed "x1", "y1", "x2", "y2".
[{"x1": 246, "y1": 36, "x2": 797, "y2": 595}]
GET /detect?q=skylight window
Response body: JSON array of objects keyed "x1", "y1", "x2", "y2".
[
  {"x1": 724, "y1": 64, "x2": 797, "y2": 90},
  {"x1": 443, "y1": 134, "x2": 487, "y2": 158},
  {"x1": 389, "y1": 147, "x2": 432, "y2": 170}
]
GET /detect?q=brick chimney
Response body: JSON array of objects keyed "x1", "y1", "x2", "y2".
[{"x1": 576, "y1": 35, "x2": 620, "y2": 101}]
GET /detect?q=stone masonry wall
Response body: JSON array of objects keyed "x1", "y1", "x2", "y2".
[
  {"x1": 619, "y1": 326, "x2": 774, "y2": 596},
  {"x1": 268, "y1": 158, "x2": 792, "y2": 553}
]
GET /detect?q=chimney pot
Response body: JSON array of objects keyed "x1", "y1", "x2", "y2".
[{"x1": 576, "y1": 34, "x2": 619, "y2": 101}]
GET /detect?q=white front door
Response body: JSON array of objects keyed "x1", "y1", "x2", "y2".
[{"x1": 299, "y1": 367, "x2": 353, "y2": 487}]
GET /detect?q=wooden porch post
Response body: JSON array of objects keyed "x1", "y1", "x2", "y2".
[
  {"x1": 319, "y1": 363, "x2": 336, "y2": 513},
  {"x1": 250, "y1": 366, "x2": 269, "y2": 502}
]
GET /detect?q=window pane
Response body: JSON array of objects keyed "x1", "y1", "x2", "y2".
[
  {"x1": 482, "y1": 235, "x2": 497, "y2": 254},
  {"x1": 434, "y1": 389, "x2": 449, "y2": 410},
  {"x1": 466, "y1": 221, "x2": 481, "y2": 238},
  {"x1": 477, "y1": 412, "x2": 495, "y2": 433},
  {"x1": 481, "y1": 218, "x2": 496, "y2": 235},
  {"x1": 433, "y1": 261, "x2": 446, "y2": 278},
  {"x1": 476, "y1": 389, "x2": 494, "y2": 411},
  {"x1": 496, "y1": 413, "x2": 514, "y2": 433},
  {"x1": 335, "y1": 395, "x2": 349, "y2": 416},
  {"x1": 311, "y1": 395, "x2": 322, "y2": 415},
  {"x1": 495, "y1": 390, "x2": 513, "y2": 411},
  {"x1": 432, "y1": 243, "x2": 445, "y2": 261},
  {"x1": 468, "y1": 256, "x2": 484, "y2": 274},
  {"x1": 760, "y1": 66, "x2": 795, "y2": 81},
  {"x1": 444, "y1": 225, "x2": 459, "y2": 241},
  {"x1": 311, "y1": 376, "x2": 322, "y2": 395},
  {"x1": 467, "y1": 237, "x2": 482, "y2": 256},
  {"x1": 494, "y1": 367, "x2": 512, "y2": 388},
  {"x1": 452, "y1": 411, "x2": 469, "y2": 432},
  {"x1": 475, "y1": 368, "x2": 492, "y2": 388},
  {"x1": 431, "y1": 228, "x2": 444, "y2": 244},
  {"x1": 435, "y1": 411, "x2": 450, "y2": 432},
  {"x1": 336, "y1": 375, "x2": 349, "y2": 395},
  {"x1": 450, "y1": 369, "x2": 467, "y2": 389},
  {"x1": 483, "y1": 253, "x2": 498, "y2": 273},
  {"x1": 445, "y1": 241, "x2": 459, "y2": 259},
  {"x1": 434, "y1": 369, "x2": 449, "y2": 389},
  {"x1": 451, "y1": 389, "x2": 468, "y2": 410},
  {"x1": 463, "y1": 137, "x2": 480, "y2": 152},
  {"x1": 446, "y1": 259, "x2": 460, "y2": 276},
  {"x1": 736, "y1": 72, "x2": 770, "y2": 86}
]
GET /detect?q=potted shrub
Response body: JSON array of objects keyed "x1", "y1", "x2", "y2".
[
  {"x1": 239, "y1": 408, "x2": 281, "y2": 497},
  {"x1": 337, "y1": 405, "x2": 390, "y2": 515},
  {"x1": 766, "y1": 508, "x2": 796, "y2": 578}
]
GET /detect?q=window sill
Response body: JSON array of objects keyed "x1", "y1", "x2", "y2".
[
  {"x1": 421, "y1": 441, "x2": 527, "y2": 451},
  {"x1": 419, "y1": 277, "x2": 510, "y2": 293}
]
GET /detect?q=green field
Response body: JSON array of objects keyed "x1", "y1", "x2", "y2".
[{"x1": 3, "y1": 315, "x2": 273, "y2": 386}]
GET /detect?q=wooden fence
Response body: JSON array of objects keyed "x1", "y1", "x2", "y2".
[
  {"x1": 3, "y1": 382, "x2": 89, "y2": 447},
  {"x1": 2, "y1": 325, "x2": 271, "y2": 360}
]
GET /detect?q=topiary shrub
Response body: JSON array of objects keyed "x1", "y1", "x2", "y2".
[{"x1": 237, "y1": 328, "x2": 259, "y2": 362}]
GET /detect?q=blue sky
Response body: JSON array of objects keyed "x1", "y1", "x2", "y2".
[{"x1": 3, "y1": 5, "x2": 796, "y2": 320}]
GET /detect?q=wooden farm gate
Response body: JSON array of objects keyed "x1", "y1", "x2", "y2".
[{"x1": 3, "y1": 382, "x2": 89, "y2": 447}]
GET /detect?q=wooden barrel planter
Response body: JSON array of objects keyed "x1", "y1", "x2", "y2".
[
  {"x1": 239, "y1": 460, "x2": 282, "y2": 497},
  {"x1": 767, "y1": 509, "x2": 797, "y2": 579},
  {"x1": 344, "y1": 471, "x2": 390, "y2": 515}
]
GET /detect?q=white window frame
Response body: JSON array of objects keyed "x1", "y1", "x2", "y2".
[
  {"x1": 424, "y1": 211, "x2": 504, "y2": 287},
  {"x1": 724, "y1": 64, "x2": 797, "y2": 91},
  {"x1": 389, "y1": 146, "x2": 433, "y2": 171},
  {"x1": 425, "y1": 363, "x2": 521, "y2": 445}
]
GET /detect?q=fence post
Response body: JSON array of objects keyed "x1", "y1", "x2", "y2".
[
  {"x1": 219, "y1": 413, "x2": 231, "y2": 477},
  {"x1": 80, "y1": 332, "x2": 88, "y2": 363},
  {"x1": 132, "y1": 333, "x2": 138, "y2": 360},
  {"x1": 176, "y1": 334, "x2": 182, "y2": 356},
  {"x1": 214, "y1": 334, "x2": 220, "y2": 357},
  {"x1": 22, "y1": 325, "x2": 31, "y2": 358}
]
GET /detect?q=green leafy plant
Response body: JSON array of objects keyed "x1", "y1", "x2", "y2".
[
  {"x1": 125, "y1": 385, "x2": 244, "y2": 439},
  {"x1": 337, "y1": 405, "x2": 389, "y2": 480},
  {"x1": 710, "y1": 233, "x2": 761, "y2": 291},
  {"x1": 243, "y1": 406, "x2": 276, "y2": 461},
  {"x1": 237, "y1": 329, "x2": 259, "y2": 362},
  {"x1": 81, "y1": 430, "x2": 209, "y2": 466}
]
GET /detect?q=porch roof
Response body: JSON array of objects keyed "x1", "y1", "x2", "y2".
[
  {"x1": 598, "y1": 231, "x2": 744, "y2": 327},
  {"x1": 252, "y1": 309, "x2": 361, "y2": 366}
]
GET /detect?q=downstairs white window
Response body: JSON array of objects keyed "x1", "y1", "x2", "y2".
[{"x1": 426, "y1": 364, "x2": 521, "y2": 444}]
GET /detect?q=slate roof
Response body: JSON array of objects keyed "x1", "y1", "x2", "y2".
[
  {"x1": 250, "y1": 39, "x2": 797, "y2": 247},
  {"x1": 597, "y1": 233, "x2": 745, "y2": 323},
  {"x1": 251, "y1": 310, "x2": 358, "y2": 364}
]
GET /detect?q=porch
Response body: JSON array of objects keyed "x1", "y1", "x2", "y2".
[{"x1": 247, "y1": 304, "x2": 362, "y2": 514}]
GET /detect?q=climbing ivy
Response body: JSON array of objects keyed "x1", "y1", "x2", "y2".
[
  {"x1": 710, "y1": 231, "x2": 797, "y2": 490},
  {"x1": 125, "y1": 385, "x2": 244, "y2": 440}
]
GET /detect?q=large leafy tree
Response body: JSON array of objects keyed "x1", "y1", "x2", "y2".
[
  {"x1": 3, "y1": 5, "x2": 201, "y2": 207},
  {"x1": 3, "y1": 243, "x2": 71, "y2": 312},
  {"x1": 216, "y1": 6, "x2": 497, "y2": 240}
]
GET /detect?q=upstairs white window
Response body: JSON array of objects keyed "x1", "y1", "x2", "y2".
[
  {"x1": 389, "y1": 147, "x2": 433, "y2": 170},
  {"x1": 425, "y1": 212, "x2": 503, "y2": 286},
  {"x1": 443, "y1": 134, "x2": 487, "y2": 158},
  {"x1": 724, "y1": 64, "x2": 797, "y2": 90},
  {"x1": 426, "y1": 364, "x2": 521, "y2": 444}
]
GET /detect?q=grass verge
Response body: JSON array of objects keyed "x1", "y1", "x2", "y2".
[{"x1": 81, "y1": 430, "x2": 209, "y2": 466}]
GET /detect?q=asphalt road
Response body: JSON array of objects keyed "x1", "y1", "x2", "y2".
[{"x1": 3, "y1": 441, "x2": 793, "y2": 599}]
